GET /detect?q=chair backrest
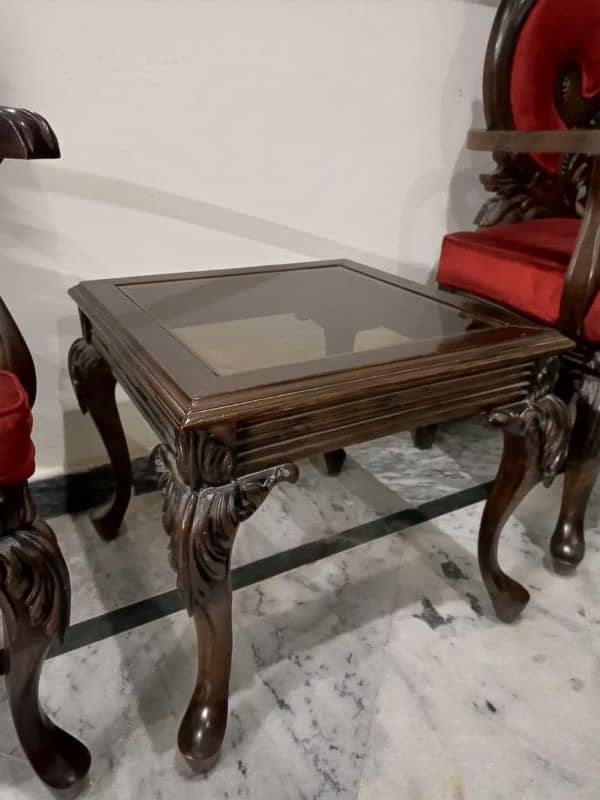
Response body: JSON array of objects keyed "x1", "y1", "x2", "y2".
[
  {"x1": 0, "y1": 107, "x2": 60, "y2": 407},
  {"x1": 478, "y1": 0, "x2": 600, "y2": 225}
]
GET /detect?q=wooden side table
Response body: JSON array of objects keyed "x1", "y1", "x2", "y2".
[{"x1": 69, "y1": 260, "x2": 574, "y2": 772}]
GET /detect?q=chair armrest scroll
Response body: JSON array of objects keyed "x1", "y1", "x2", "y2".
[{"x1": 0, "y1": 107, "x2": 60, "y2": 160}]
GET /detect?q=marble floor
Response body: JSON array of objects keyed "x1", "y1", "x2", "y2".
[{"x1": 1, "y1": 418, "x2": 599, "y2": 799}]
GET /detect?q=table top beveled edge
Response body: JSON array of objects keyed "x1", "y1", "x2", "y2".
[
  {"x1": 69, "y1": 259, "x2": 575, "y2": 435},
  {"x1": 182, "y1": 326, "x2": 573, "y2": 428}
]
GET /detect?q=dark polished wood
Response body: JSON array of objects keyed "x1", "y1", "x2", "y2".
[
  {"x1": 0, "y1": 490, "x2": 91, "y2": 788},
  {"x1": 412, "y1": 424, "x2": 438, "y2": 451},
  {"x1": 68, "y1": 338, "x2": 132, "y2": 539},
  {"x1": 433, "y1": 0, "x2": 600, "y2": 575},
  {"x1": 69, "y1": 260, "x2": 573, "y2": 771},
  {"x1": 153, "y1": 445, "x2": 298, "y2": 770},
  {"x1": 0, "y1": 106, "x2": 90, "y2": 788},
  {"x1": 0, "y1": 106, "x2": 60, "y2": 161},
  {"x1": 0, "y1": 299, "x2": 36, "y2": 406},
  {"x1": 479, "y1": 358, "x2": 570, "y2": 621},
  {"x1": 551, "y1": 354, "x2": 600, "y2": 571},
  {"x1": 324, "y1": 449, "x2": 346, "y2": 475},
  {"x1": 478, "y1": 0, "x2": 588, "y2": 228}
]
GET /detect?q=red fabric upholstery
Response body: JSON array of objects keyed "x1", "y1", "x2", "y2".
[
  {"x1": 438, "y1": 219, "x2": 600, "y2": 343},
  {"x1": 511, "y1": 0, "x2": 600, "y2": 172},
  {"x1": 0, "y1": 370, "x2": 35, "y2": 486},
  {"x1": 438, "y1": 218, "x2": 579, "y2": 325}
]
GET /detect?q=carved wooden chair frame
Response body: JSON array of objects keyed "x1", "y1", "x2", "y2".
[
  {"x1": 418, "y1": 0, "x2": 600, "y2": 573},
  {"x1": 0, "y1": 108, "x2": 90, "y2": 788}
]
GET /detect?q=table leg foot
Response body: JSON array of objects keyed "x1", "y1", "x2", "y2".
[
  {"x1": 412, "y1": 424, "x2": 437, "y2": 450},
  {"x1": 178, "y1": 603, "x2": 229, "y2": 773},
  {"x1": 480, "y1": 359, "x2": 570, "y2": 622},
  {"x1": 324, "y1": 449, "x2": 346, "y2": 475},
  {"x1": 153, "y1": 445, "x2": 298, "y2": 769},
  {"x1": 68, "y1": 338, "x2": 132, "y2": 539},
  {"x1": 0, "y1": 517, "x2": 91, "y2": 788}
]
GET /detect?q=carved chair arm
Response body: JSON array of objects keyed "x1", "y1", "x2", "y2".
[
  {"x1": 0, "y1": 107, "x2": 60, "y2": 403},
  {"x1": 467, "y1": 129, "x2": 600, "y2": 155},
  {"x1": 558, "y1": 156, "x2": 600, "y2": 338},
  {"x1": 0, "y1": 107, "x2": 59, "y2": 161}
]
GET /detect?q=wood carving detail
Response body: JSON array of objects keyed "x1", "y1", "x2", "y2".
[
  {"x1": 68, "y1": 337, "x2": 132, "y2": 540},
  {"x1": 475, "y1": 154, "x2": 560, "y2": 228},
  {"x1": 175, "y1": 431, "x2": 236, "y2": 489},
  {"x1": 153, "y1": 444, "x2": 298, "y2": 615},
  {"x1": 577, "y1": 352, "x2": 600, "y2": 405},
  {"x1": 489, "y1": 357, "x2": 570, "y2": 487},
  {"x1": 68, "y1": 337, "x2": 112, "y2": 414},
  {"x1": 0, "y1": 520, "x2": 69, "y2": 642},
  {"x1": 550, "y1": 352, "x2": 600, "y2": 572},
  {"x1": 477, "y1": 21, "x2": 600, "y2": 228},
  {"x1": 0, "y1": 107, "x2": 60, "y2": 161}
]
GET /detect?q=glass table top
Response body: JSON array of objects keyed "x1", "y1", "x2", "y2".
[{"x1": 121, "y1": 266, "x2": 484, "y2": 376}]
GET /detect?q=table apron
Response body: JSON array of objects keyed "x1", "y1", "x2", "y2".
[{"x1": 232, "y1": 361, "x2": 535, "y2": 474}]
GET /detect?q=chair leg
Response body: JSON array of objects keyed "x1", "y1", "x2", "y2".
[
  {"x1": 551, "y1": 365, "x2": 600, "y2": 572},
  {"x1": 0, "y1": 493, "x2": 90, "y2": 789},
  {"x1": 153, "y1": 445, "x2": 298, "y2": 771}
]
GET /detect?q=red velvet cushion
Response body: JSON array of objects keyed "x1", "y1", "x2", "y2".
[
  {"x1": 437, "y1": 218, "x2": 580, "y2": 325},
  {"x1": 0, "y1": 370, "x2": 35, "y2": 486},
  {"x1": 511, "y1": 0, "x2": 600, "y2": 172}
]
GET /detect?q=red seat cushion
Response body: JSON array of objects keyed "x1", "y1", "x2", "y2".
[
  {"x1": 511, "y1": 0, "x2": 600, "y2": 173},
  {"x1": 0, "y1": 370, "x2": 35, "y2": 486},
  {"x1": 438, "y1": 218, "x2": 579, "y2": 326}
]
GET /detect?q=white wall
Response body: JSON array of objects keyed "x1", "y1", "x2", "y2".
[{"x1": 0, "y1": 0, "x2": 496, "y2": 479}]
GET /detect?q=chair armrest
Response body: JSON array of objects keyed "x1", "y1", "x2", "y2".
[
  {"x1": 559, "y1": 156, "x2": 600, "y2": 337},
  {"x1": 467, "y1": 129, "x2": 600, "y2": 155},
  {"x1": 0, "y1": 107, "x2": 60, "y2": 160}
]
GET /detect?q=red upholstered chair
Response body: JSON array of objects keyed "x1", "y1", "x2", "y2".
[
  {"x1": 432, "y1": 0, "x2": 600, "y2": 573},
  {"x1": 0, "y1": 109, "x2": 90, "y2": 788}
]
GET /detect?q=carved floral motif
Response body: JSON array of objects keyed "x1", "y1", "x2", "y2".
[
  {"x1": 153, "y1": 444, "x2": 298, "y2": 615},
  {"x1": 489, "y1": 357, "x2": 571, "y2": 487},
  {"x1": 68, "y1": 338, "x2": 113, "y2": 415},
  {"x1": 0, "y1": 520, "x2": 69, "y2": 642}
]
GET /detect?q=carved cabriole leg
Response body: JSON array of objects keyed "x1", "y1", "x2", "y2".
[
  {"x1": 551, "y1": 355, "x2": 600, "y2": 572},
  {"x1": 0, "y1": 485, "x2": 91, "y2": 788},
  {"x1": 153, "y1": 443, "x2": 298, "y2": 772},
  {"x1": 479, "y1": 358, "x2": 570, "y2": 622},
  {"x1": 68, "y1": 337, "x2": 132, "y2": 539}
]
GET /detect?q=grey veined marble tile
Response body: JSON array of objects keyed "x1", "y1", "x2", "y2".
[
  {"x1": 0, "y1": 475, "x2": 598, "y2": 799},
  {"x1": 358, "y1": 488, "x2": 600, "y2": 800},
  {"x1": 56, "y1": 454, "x2": 404, "y2": 623},
  {"x1": 348, "y1": 417, "x2": 502, "y2": 507},
  {"x1": 0, "y1": 529, "x2": 408, "y2": 800}
]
